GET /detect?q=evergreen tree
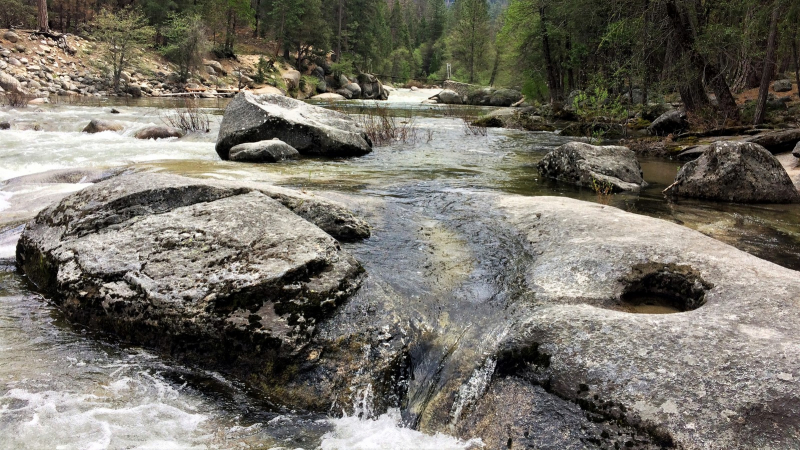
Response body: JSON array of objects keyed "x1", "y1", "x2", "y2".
[{"x1": 449, "y1": 0, "x2": 490, "y2": 83}]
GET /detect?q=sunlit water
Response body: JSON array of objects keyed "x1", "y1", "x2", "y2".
[{"x1": 2, "y1": 90, "x2": 800, "y2": 448}]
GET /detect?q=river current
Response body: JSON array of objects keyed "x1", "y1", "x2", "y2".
[{"x1": 1, "y1": 89, "x2": 799, "y2": 449}]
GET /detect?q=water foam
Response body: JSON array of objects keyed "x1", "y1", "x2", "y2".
[
  {"x1": 320, "y1": 408, "x2": 483, "y2": 450},
  {"x1": 0, "y1": 372, "x2": 211, "y2": 449}
]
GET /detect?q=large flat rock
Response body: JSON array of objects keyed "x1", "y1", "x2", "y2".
[
  {"x1": 460, "y1": 196, "x2": 800, "y2": 449},
  {"x1": 15, "y1": 172, "x2": 367, "y2": 407},
  {"x1": 216, "y1": 92, "x2": 372, "y2": 159}
]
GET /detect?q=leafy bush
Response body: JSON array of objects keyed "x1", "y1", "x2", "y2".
[{"x1": 92, "y1": 7, "x2": 155, "y2": 90}]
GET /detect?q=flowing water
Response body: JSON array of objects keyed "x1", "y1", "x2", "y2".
[{"x1": 2, "y1": 89, "x2": 800, "y2": 449}]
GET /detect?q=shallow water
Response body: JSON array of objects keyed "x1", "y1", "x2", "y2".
[{"x1": 2, "y1": 91, "x2": 800, "y2": 448}]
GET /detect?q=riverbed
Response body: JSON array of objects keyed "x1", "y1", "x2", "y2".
[{"x1": 2, "y1": 89, "x2": 800, "y2": 449}]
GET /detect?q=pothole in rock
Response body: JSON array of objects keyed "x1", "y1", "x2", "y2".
[{"x1": 614, "y1": 263, "x2": 713, "y2": 314}]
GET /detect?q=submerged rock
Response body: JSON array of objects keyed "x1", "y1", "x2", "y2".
[
  {"x1": 229, "y1": 138, "x2": 300, "y2": 163},
  {"x1": 16, "y1": 172, "x2": 368, "y2": 408},
  {"x1": 537, "y1": 141, "x2": 647, "y2": 192},
  {"x1": 664, "y1": 141, "x2": 800, "y2": 203},
  {"x1": 215, "y1": 92, "x2": 372, "y2": 160},
  {"x1": 82, "y1": 119, "x2": 124, "y2": 133}
]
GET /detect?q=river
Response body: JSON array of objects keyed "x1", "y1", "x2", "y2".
[{"x1": 1, "y1": 89, "x2": 799, "y2": 449}]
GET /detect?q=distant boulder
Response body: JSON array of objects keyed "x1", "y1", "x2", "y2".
[
  {"x1": 82, "y1": 119, "x2": 124, "y2": 133},
  {"x1": 3, "y1": 31, "x2": 20, "y2": 43},
  {"x1": 215, "y1": 92, "x2": 372, "y2": 159},
  {"x1": 773, "y1": 79, "x2": 793, "y2": 93},
  {"x1": 664, "y1": 141, "x2": 800, "y2": 203},
  {"x1": 357, "y1": 73, "x2": 387, "y2": 100},
  {"x1": 283, "y1": 69, "x2": 301, "y2": 90},
  {"x1": 134, "y1": 125, "x2": 185, "y2": 140},
  {"x1": 745, "y1": 129, "x2": 800, "y2": 154},
  {"x1": 538, "y1": 142, "x2": 647, "y2": 192},
  {"x1": 433, "y1": 89, "x2": 463, "y2": 105},
  {"x1": 647, "y1": 109, "x2": 687, "y2": 136},
  {"x1": 0, "y1": 71, "x2": 24, "y2": 94}
]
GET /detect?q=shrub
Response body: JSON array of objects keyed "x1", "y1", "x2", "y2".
[
  {"x1": 160, "y1": 98, "x2": 210, "y2": 132},
  {"x1": 354, "y1": 105, "x2": 418, "y2": 146}
]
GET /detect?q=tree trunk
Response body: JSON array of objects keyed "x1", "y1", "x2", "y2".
[
  {"x1": 336, "y1": 0, "x2": 344, "y2": 62},
  {"x1": 705, "y1": 64, "x2": 740, "y2": 123},
  {"x1": 253, "y1": 0, "x2": 261, "y2": 38},
  {"x1": 792, "y1": 35, "x2": 800, "y2": 100},
  {"x1": 664, "y1": 0, "x2": 710, "y2": 113},
  {"x1": 38, "y1": 0, "x2": 49, "y2": 32},
  {"x1": 488, "y1": 46, "x2": 500, "y2": 87},
  {"x1": 540, "y1": 6, "x2": 562, "y2": 102},
  {"x1": 753, "y1": 4, "x2": 780, "y2": 126}
]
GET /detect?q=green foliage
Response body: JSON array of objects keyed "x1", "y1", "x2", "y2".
[
  {"x1": 0, "y1": 0, "x2": 35, "y2": 29},
  {"x1": 162, "y1": 14, "x2": 209, "y2": 83},
  {"x1": 92, "y1": 7, "x2": 155, "y2": 90},
  {"x1": 448, "y1": 0, "x2": 490, "y2": 83},
  {"x1": 252, "y1": 55, "x2": 275, "y2": 84},
  {"x1": 571, "y1": 84, "x2": 626, "y2": 122}
]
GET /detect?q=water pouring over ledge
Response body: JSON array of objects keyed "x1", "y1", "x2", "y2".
[{"x1": 2, "y1": 91, "x2": 800, "y2": 449}]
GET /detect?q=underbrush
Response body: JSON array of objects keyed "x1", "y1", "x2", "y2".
[
  {"x1": 3, "y1": 92, "x2": 28, "y2": 108},
  {"x1": 354, "y1": 104, "x2": 419, "y2": 146},
  {"x1": 160, "y1": 98, "x2": 210, "y2": 132}
]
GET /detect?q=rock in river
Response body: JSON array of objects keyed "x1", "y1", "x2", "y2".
[
  {"x1": 215, "y1": 92, "x2": 372, "y2": 160},
  {"x1": 16, "y1": 172, "x2": 368, "y2": 408},
  {"x1": 664, "y1": 140, "x2": 800, "y2": 203},
  {"x1": 229, "y1": 138, "x2": 300, "y2": 163},
  {"x1": 537, "y1": 141, "x2": 647, "y2": 192},
  {"x1": 134, "y1": 125, "x2": 185, "y2": 140},
  {"x1": 82, "y1": 119, "x2": 124, "y2": 133},
  {"x1": 455, "y1": 195, "x2": 800, "y2": 449}
]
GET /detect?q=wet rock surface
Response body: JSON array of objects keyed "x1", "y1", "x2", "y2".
[
  {"x1": 134, "y1": 125, "x2": 185, "y2": 140},
  {"x1": 664, "y1": 141, "x2": 800, "y2": 203},
  {"x1": 12, "y1": 166, "x2": 800, "y2": 448},
  {"x1": 82, "y1": 119, "x2": 124, "y2": 134},
  {"x1": 15, "y1": 171, "x2": 367, "y2": 408},
  {"x1": 537, "y1": 142, "x2": 647, "y2": 192},
  {"x1": 215, "y1": 92, "x2": 372, "y2": 160},
  {"x1": 229, "y1": 138, "x2": 300, "y2": 163},
  {"x1": 466, "y1": 195, "x2": 800, "y2": 449}
]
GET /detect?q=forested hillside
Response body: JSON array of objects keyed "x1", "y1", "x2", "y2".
[{"x1": 3, "y1": 0, "x2": 800, "y2": 122}]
